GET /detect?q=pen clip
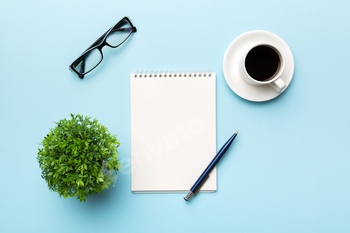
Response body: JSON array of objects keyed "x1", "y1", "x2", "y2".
[{"x1": 193, "y1": 175, "x2": 210, "y2": 195}]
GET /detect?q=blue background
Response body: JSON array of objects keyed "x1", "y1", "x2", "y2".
[{"x1": 1, "y1": 0, "x2": 349, "y2": 232}]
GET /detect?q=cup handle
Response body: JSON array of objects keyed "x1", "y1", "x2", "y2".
[{"x1": 269, "y1": 78, "x2": 286, "y2": 92}]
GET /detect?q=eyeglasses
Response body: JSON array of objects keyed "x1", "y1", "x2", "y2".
[{"x1": 69, "y1": 17, "x2": 137, "y2": 79}]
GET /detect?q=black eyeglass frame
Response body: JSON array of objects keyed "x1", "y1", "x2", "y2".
[{"x1": 69, "y1": 16, "x2": 137, "y2": 79}]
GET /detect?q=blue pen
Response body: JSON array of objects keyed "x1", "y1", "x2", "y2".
[{"x1": 184, "y1": 131, "x2": 238, "y2": 201}]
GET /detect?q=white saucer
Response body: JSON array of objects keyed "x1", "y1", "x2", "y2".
[{"x1": 223, "y1": 30, "x2": 294, "y2": 102}]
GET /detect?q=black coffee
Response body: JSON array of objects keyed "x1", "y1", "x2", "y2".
[{"x1": 245, "y1": 45, "x2": 280, "y2": 82}]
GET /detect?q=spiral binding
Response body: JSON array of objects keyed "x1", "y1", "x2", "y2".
[{"x1": 133, "y1": 69, "x2": 213, "y2": 78}]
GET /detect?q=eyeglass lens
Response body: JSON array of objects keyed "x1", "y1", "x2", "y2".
[
  {"x1": 106, "y1": 20, "x2": 133, "y2": 47},
  {"x1": 73, "y1": 49, "x2": 102, "y2": 75}
]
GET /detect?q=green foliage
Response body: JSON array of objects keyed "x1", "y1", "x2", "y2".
[{"x1": 37, "y1": 114, "x2": 121, "y2": 202}]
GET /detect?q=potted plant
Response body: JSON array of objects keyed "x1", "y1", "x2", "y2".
[{"x1": 37, "y1": 114, "x2": 121, "y2": 202}]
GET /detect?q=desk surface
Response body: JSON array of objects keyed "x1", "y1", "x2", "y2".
[{"x1": 1, "y1": 0, "x2": 350, "y2": 232}]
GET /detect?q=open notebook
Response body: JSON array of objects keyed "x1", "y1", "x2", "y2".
[{"x1": 130, "y1": 70, "x2": 216, "y2": 192}]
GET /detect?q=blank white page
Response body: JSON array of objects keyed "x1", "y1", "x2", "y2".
[{"x1": 130, "y1": 72, "x2": 216, "y2": 192}]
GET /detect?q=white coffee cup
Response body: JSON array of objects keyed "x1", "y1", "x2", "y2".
[{"x1": 240, "y1": 44, "x2": 286, "y2": 92}]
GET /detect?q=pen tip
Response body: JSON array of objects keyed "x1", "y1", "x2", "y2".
[{"x1": 235, "y1": 131, "x2": 239, "y2": 134}]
